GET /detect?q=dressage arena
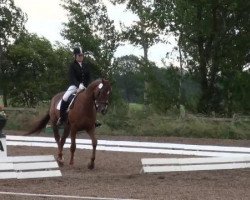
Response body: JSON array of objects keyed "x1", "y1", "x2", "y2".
[{"x1": 1, "y1": 131, "x2": 250, "y2": 200}]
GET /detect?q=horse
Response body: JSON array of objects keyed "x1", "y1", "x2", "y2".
[{"x1": 26, "y1": 78, "x2": 112, "y2": 169}]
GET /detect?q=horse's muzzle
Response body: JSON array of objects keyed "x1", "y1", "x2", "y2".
[
  {"x1": 95, "y1": 101, "x2": 108, "y2": 115},
  {"x1": 101, "y1": 108, "x2": 108, "y2": 115}
]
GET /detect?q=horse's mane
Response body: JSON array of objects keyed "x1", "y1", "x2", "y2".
[
  {"x1": 90, "y1": 78, "x2": 102, "y2": 86},
  {"x1": 86, "y1": 79, "x2": 102, "y2": 93}
]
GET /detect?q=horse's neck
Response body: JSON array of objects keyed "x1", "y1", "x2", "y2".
[
  {"x1": 77, "y1": 81, "x2": 100, "y2": 105},
  {"x1": 75, "y1": 80, "x2": 101, "y2": 108},
  {"x1": 78, "y1": 91, "x2": 93, "y2": 106}
]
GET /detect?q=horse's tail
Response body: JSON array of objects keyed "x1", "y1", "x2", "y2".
[{"x1": 25, "y1": 111, "x2": 50, "y2": 135}]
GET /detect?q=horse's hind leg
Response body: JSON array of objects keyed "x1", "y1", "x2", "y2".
[
  {"x1": 87, "y1": 129, "x2": 97, "y2": 170},
  {"x1": 57, "y1": 124, "x2": 70, "y2": 165},
  {"x1": 52, "y1": 124, "x2": 60, "y2": 146}
]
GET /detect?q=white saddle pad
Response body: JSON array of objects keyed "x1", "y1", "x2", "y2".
[{"x1": 56, "y1": 95, "x2": 77, "y2": 111}]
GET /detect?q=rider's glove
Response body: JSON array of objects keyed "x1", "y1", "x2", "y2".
[
  {"x1": 77, "y1": 83, "x2": 86, "y2": 92},
  {"x1": 79, "y1": 83, "x2": 86, "y2": 90}
]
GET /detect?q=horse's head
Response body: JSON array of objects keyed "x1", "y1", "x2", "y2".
[{"x1": 94, "y1": 79, "x2": 112, "y2": 115}]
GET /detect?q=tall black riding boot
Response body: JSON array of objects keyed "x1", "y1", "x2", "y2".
[{"x1": 57, "y1": 100, "x2": 69, "y2": 126}]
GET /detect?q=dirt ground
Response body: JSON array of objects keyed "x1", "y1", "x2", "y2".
[{"x1": 1, "y1": 131, "x2": 250, "y2": 200}]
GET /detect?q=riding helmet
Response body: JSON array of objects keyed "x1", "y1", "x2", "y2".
[{"x1": 73, "y1": 47, "x2": 83, "y2": 55}]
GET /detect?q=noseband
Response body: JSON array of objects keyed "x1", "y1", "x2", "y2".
[{"x1": 94, "y1": 100, "x2": 108, "y2": 113}]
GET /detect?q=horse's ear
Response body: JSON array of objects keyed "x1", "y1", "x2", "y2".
[{"x1": 101, "y1": 78, "x2": 107, "y2": 83}]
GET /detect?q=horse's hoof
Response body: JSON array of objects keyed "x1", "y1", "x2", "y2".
[
  {"x1": 69, "y1": 161, "x2": 74, "y2": 165},
  {"x1": 57, "y1": 158, "x2": 64, "y2": 167},
  {"x1": 87, "y1": 163, "x2": 95, "y2": 170}
]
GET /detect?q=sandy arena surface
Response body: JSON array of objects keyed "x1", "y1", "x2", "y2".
[{"x1": 0, "y1": 131, "x2": 250, "y2": 200}]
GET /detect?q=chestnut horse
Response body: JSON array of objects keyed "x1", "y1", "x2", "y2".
[{"x1": 26, "y1": 78, "x2": 111, "y2": 169}]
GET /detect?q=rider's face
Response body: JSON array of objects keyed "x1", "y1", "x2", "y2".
[{"x1": 75, "y1": 54, "x2": 84, "y2": 62}]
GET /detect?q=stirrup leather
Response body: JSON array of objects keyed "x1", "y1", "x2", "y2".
[{"x1": 56, "y1": 117, "x2": 65, "y2": 126}]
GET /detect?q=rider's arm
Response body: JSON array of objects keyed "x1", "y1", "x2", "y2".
[{"x1": 69, "y1": 64, "x2": 80, "y2": 87}]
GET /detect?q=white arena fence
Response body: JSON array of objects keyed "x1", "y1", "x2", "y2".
[
  {"x1": 6, "y1": 135, "x2": 250, "y2": 157},
  {"x1": 0, "y1": 135, "x2": 61, "y2": 179},
  {"x1": 2, "y1": 135, "x2": 250, "y2": 174},
  {"x1": 141, "y1": 156, "x2": 250, "y2": 173}
]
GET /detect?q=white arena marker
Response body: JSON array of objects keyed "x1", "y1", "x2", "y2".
[
  {"x1": 141, "y1": 156, "x2": 250, "y2": 173},
  {"x1": 142, "y1": 156, "x2": 250, "y2": 166},
  {"x1": 0, "y1": 172, "x2": 16, "y2": 179},
  {"x1": 0, "y1": 191, "x2": 139, "y2": 200},
  {"x1": 0, "y1": 155, "x2": 61, "y2": 180},
  {"x1": 142, "y1": 162, "x2": 250, "y2": 173}
]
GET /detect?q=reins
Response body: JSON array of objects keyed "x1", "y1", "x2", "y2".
[
  {"x1": 69, "y1": 80, "x2": 110, "y2": 113},
  {"x1": 93, "y1": 86, "x2": 108, "y2": 111}
]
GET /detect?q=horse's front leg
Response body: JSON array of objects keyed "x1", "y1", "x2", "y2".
[
  {"x1": 69, "y1": 128, "x2": 77, "y2": 165},
  {"x1": 57, "y1": 124, "x2": 70, "y2": 165},
  {"x1": 87, "y1": 129, "x2": 97, "y2": 170}
]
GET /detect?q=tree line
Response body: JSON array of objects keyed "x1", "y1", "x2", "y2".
[{"x1": 0, "y1": 0, "x2": 249, "y2": 116}]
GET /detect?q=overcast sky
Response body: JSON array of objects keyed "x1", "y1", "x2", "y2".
[{"x1": 14, "y1": 0, "x2": 177, "y2": 67}]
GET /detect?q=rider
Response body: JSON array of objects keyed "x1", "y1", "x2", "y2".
[{"x1": 57, "y1": 47, "x2": 91, "y2": 126}]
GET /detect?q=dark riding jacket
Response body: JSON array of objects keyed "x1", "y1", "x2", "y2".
[{"x1": 69, "y1": 60, "x2": 91, "y2": 88}]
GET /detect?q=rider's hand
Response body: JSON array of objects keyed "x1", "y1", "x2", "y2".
[
  {"x1": 77, "y1": 83, "x2": 86, "y2": 93},
  {"x1": 79, "y1": 83, "x2": 86, "y2": 90}
]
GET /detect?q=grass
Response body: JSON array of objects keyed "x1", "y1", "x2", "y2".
[
  {"x1": 3, "y1": 103, "x2": 250, "y2": 140},
  {"x1": 0, "y1": 95, "x2": 3, "y2": 107},
  {"x1": 4, "y1": 102, "x2": 49, "y2": 131},
  {"x1": 129, "y1": 103, "x2": 144, "y2": 111}
]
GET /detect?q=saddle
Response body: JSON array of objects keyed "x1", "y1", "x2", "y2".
[{"x1": 56, "y1": 91, "x2": 82, "y2": 111}]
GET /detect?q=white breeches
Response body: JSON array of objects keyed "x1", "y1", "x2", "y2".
[{"x1": 62, "y1": 85, "x2": 77, "y2": 101}]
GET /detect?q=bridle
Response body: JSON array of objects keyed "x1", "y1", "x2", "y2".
[
  {"x1": 94, "y1": 100, "x2": 108, "y2": 111},
  {"x1": 93, "y1": 82, "x2": 111, "y2": 114}
]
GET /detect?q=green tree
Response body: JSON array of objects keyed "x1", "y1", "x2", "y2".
[
  {"x1": 113, "y1": 55, "x2": 144, "y2": 103},
  {"x1": 153, "y1": 0, "x2": 250, "y2": 115},
  {"x1": 7, "y1": 33, "x2": 57, "y2": 106},
  {"x1": 111, "y1": 0, "x2": 161, "y2": 105},
  {"x1": 44, "y1": 43, "x2": 72, "y2": 98},
  {"x1": 0, "y1": 0, "x2": 26, "y2": 106},
  {"x1": 147, "y1": 65, "x2": 180, "y2": 112},
  {"x1": 61, "y1": 0, "x2": 119, "y2": 77}
]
